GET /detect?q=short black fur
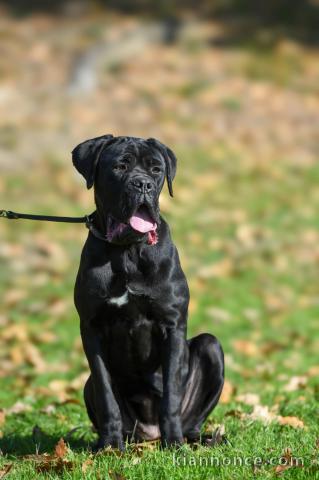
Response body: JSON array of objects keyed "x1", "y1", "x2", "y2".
[{"x1": 73, "y1": 135, "x2": 224, "y2": 450}]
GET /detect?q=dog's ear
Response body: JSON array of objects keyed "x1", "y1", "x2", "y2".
[
  {"x1": 72, "y1": 134, "x2": 115, "y2": 189},
  {"x1": 146, "y1": 138, "x2": 177, "y2": 197}
]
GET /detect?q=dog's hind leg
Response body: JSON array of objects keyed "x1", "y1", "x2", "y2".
[{"x1": 181, "y1": 333, "x2": 224, "y2": 443}]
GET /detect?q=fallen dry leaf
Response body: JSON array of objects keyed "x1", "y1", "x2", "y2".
[
  {"x1": 283, "y1": 376, "x2": 307, "y2": 392},
  {"x1": 29, "y1": 438, "x2": 73, "y2": 474},
  {"x1": 236, "y1": 393, "x2": 260, "y2": 406},
  {"x1": 40, "y1": 404, "x2": 56, "y2": 414},
  {"x1": 54, "y1": 438, "x2": 68, "y2": 458},
  {"x1": 278, "y1": 416, "x2": 304, "y2": 428},
  {"x1": 130, "y1": 439, "x2": 160, "y2": 455},
  {"x1": 36, "y1": 459, "x2": 75, "y2": 474},
  {"x1": 0, "y1": 465, "x2": 13, "y2": 479},
  {"x1": 4, "y1": 289, "x2": 27, "y2": 306},
  {"x1": 225, "y1": 409, "x2": 243, "y2": 418},
  {"x1": 24, "y1": 343, "x2": 47, "y2": 373},
  {"x1": 274, "y1": 447, "x2": 303, "y2": 475},
  {"x1": 307, "y1": 365, "x2": 319, "y2": 377},
  {"x1": 0, "y1": 409, "x2": 5, "y2": 426},
  {"x1": 81, "y1": 458, "x2": 94, "y2": 473},
  {"x1": 198, "y1": 258, "x2": 233, "y2": 279},
  {"x1": 243, "y1": 404, "x2": 305, "y2": 428},
  {"x1": 245, "y1": 405, "x2": 277, "y2": 424},
  {"x1": 220, "y1": 379, "x2": 235, "y2": 404},
  {"x1": 6, "y1": 401, "x2": 32, "y2": 414},
  {"x1": 233, "y1": 339, "x2": 258, "y2": 357}
]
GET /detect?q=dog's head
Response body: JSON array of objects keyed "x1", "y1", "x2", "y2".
[{"x1": 72, "y1": 135, "x2": 177, "y2": 245}]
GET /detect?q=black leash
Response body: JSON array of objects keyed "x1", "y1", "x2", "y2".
[
  {"x1": 0, "y1": 209, "x2": 92, "y2": 224},
  {"x1": 0, "y1": 209, "x2": 108, "y2": 240}
]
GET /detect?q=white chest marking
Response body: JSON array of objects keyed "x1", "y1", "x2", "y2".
[{"x1": 108, "y1": 290, "x2": 129, "y2": 307}]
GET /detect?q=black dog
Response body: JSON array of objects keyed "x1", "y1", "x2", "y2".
[{"x1": 72, "y1": 134, "x2": 224, "y2": 451}]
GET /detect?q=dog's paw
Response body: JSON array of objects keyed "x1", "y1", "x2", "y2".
[{"x1": 91, "y1": 435, "x2": 125, "y2": 453}]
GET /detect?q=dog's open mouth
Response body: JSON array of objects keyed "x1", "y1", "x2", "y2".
[{"x1": 106, "y1": 206, "x2": 158, "y2": 245}]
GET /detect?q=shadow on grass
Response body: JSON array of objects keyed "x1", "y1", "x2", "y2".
[{"x1": 0, "y1": 430, "x2": 92, "y2": 456}]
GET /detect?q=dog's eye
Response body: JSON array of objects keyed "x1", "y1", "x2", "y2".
[
  {"x1": 151, "y1": 166, "x2": 161, "y2": 174},
  {"x1": 114, "y1": 164, "x2": 128, "y2": 172}
]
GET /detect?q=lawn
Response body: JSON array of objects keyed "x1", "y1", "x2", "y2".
[
  {"x1": 0, "y1": 11, "x2": 319, "y2": 479},
  {"x1": 0, "y1": 144, "x2": 318, "y2": 479}
]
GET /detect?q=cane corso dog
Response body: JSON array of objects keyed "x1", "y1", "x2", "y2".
[{"x1": 72, "y1": 134, "x2": 224, "y2": 451}]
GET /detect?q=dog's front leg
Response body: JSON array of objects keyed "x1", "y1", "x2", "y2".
[
  {"x1": 81, "y1": 323, "x2": 124, "y2": 451},
  {"x1": 160, "y1": 327, "x2": 187, "y2": 447}
]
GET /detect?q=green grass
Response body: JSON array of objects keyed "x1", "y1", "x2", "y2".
[{"x1": 0, "y1": 145, "x2": 318, "y2": 479}]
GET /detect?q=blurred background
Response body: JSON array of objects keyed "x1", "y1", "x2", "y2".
[{"x1": 0, "y1": 0, "x2": 318, "y2": 458}]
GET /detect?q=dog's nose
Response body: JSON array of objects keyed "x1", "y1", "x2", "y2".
[{"x1": 131, "y1": 177, "x2": 153, "y2": 193}]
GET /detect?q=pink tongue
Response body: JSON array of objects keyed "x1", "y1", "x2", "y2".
[{"x1": 129, "y1": 208, "x2": 156, "y2": 233}]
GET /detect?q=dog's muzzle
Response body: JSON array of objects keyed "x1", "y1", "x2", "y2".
[{"x1": 106, "y1": 205, "x2": 158, "y2": 246}]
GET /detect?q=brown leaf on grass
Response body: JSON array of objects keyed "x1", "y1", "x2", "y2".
[
  {"x1": 48, "y1": 379, "x2": 68, "y2": 401},
  {"x1": 233, "y1": 339, "x2": 258, "y2": 357},
  {"x1": 275, "y1": 464, "x2": 289, "y2": 475},
  {"x1": 6, "y1": 401, "x2": 32, "y2": 414},
  {"x1": 34, "y1": 330, "x2": 57, "y2": 344},
  {"x1": 220, "y1": 379, "x2": 235, "y2": 404},
  {"x1": 264, "y1": 294, "x2": 287, "y2": 313},
  {"x1": 260, "y1": 340, "x2": 285, "y2": 354},
  {"x1": 69, "y1": 371, "x2": 89, "y2": 391},
  {"x1": 236, "y1": 393, "x2": 260, "y2": 406},
  {"x1": 32, "y1": 438, "x2": 73, "y2": 474},
  {"x1": 206, "y1": 307, "x2": 231, "y2": 323},
  {"x1": 9, "y1": 345, "x2": 24, "y2": 366},
  {"x1": 245, "y1": 405, "x2": 277, "y2": 424},
  {"x1": 81, "y1": 459, "x2": 94, "y2": 473},
  {"x1": 40, "y1": 404, "x2": 56, "y2": 415},
  {"x1": 274, "y1": 447, "x2": 303, "y2": 475},
  {"x1": 24, "y1": 343, "x2": 47, "y2": 373},
  {"x1": 0, "y1": 464, "x2": 13, "y2": 479},
  {"x1": 54, "y1": 438, "x2": 68, "y2": 458},
  {"x1": 283, "y1": 376, "x2": 307, "y2": 392},
  {"x1": 36, "y1": 459, "x2": 75, "y2": 474},
  {"x1": 308, "y1": 365, "x2": 319, "y2": 377},
  {"x1": 130, "y1": 439, "x2": 159, "y2": 456},
  {"x1": 3, "y1": 289, "x2": 27, "y2": 306},
  {"x1": 47, "y1": 299, "x2": 69, "y2": 316},
  {"x1": 278, "y1": 416, "x2": 304, "y2": 428},
  {"x1": 243, "y1": 404, "x2": 305, "y2": 428},
  {"x1": 225, "y1": 409, "x2": 243, "y2": 418},
  {"x1": 59, "y1": 398, "x2": 82, "y2": 406},
  {"x1": 198, "y1": 258, "x2": 233, "y2": 279},
  {"x1": 208, "y1": 424, "x2": 226, "y2": 446},
  {"x1": 2, "y1": 323, "x2": 29, "y2": 341},
  {"x1": 0, "y1": 409, "x2": 5, "y2": 426}
]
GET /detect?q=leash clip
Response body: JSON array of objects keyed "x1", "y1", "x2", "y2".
[
  {"x1": 85, "y1": 214, "x2": 94, "y2": 229},
  {"x1": 0, "y1": 210, "x2": 19, "y2": 219}
]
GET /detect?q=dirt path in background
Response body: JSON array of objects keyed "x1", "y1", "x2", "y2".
[{"x1": 0, "y1": 13, "x2": 318, "y2": 171}]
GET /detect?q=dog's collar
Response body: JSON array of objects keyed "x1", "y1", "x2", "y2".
[
  {"x1": 85, "y1": 214, "x2": 109, "y2": 242},
  {"x1": 85, "y1": 212, "x2": 155, "y2": 245}
]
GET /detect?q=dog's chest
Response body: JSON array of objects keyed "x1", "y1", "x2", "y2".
[
  {"x1": 107, "y1": 290, "x2": 129, "y2": 307},
  {"x1": 105, "y1": 248, "x2": 154, "y2": 305},
  {"x1": 97, "y1": 250, "x2": 163, "y2": 374}
]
